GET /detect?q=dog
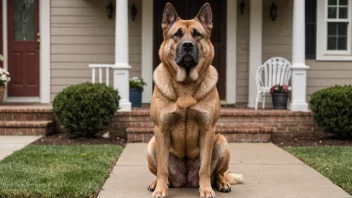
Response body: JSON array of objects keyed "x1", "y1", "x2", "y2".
[{"x1": 147, "y1": 3, "x2": 243, "y2": 198}]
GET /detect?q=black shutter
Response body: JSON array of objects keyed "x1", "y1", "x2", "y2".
[{"x1": 305, "y1": 0, "x2": 317, "y2": 59}]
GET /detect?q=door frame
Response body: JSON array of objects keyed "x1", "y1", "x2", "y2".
[
  {"x1": 1, "y1": 0, "x2": 50, "y2": 103},
  {"x1": 141, "y1": 0, "x2": 236, "y2": 103}
]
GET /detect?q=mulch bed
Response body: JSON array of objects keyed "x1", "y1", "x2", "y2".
[
  {"x1": 32, "y1": 132, "x2": 127, "y2": 146},
  {"x1": 272, "y1": 135, "x2": 352, "y2": 147}
]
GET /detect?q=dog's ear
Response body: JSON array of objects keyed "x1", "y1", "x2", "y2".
[
  {"x1": 162, "y1": 3, "x2": 180, "y2": 33},
  {"x1": 195, "y1": 3, "x2": 213, "y2": 32}
]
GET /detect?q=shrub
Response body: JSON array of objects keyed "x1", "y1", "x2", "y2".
[
  {"x1": 53, "y1": 82, "x2": 120, "y2": 137},
  {"x1": 310, "y1": 85, "x2": 352, "y2": 137}
]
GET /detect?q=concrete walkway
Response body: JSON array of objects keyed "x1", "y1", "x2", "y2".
[
  {"x1": 98, "y1": 143, "x2": 351, "y2": 198},
  {"x1": 0, "y1": 136, "x2": 42, "y2": 160}
]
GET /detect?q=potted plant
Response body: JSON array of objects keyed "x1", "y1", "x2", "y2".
[
  {"x1": 0, "y1": 54, "x2": 11, "y2": 103},
  {"x1": 129, "y1": 77, "x2": 146, "y2": 108},
  {"x1": 270, "y1": 84, "x2": 289, "y2": 109}
]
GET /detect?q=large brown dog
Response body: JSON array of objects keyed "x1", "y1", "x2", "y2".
[{"x1": 147, "y1": 3, "x2": 243, "y2": 198}]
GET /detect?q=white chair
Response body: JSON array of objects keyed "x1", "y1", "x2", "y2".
[{"x1": 255, "y1": 57, "x2": 292, "y2": 110}]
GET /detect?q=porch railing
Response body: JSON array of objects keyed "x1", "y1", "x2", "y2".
[{"x1": 89, "y1": 64, "x2": 112, "y2": 86}]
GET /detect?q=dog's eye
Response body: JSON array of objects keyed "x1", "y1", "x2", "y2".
[
  {"x1": 193, "y1": 31, "x2": 202, "y2": 38},
  {"x1": 173, "y1": 29, "x2": 183, "y2": 38}
]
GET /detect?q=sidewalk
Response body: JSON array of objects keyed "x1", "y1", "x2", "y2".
[
  {"x1": 98, "y1": 143, "x2": 351, "y2": 198},
  {"x1": 0, "y1": 136, "x2": 41, "y2": 160}
]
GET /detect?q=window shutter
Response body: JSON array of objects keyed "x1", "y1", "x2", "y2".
[{"x1": 305, "y1": 0, "x2": 317, "y2": 59}]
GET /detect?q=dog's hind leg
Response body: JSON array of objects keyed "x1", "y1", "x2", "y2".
[{"x1": 211, "y1": 134, "x2": 243, "y2": 193}]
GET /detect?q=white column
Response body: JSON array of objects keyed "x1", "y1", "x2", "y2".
[
  {"x1": 248, "y1": 0, "x2": 263, "y2": 108},
  {"x1": 141, "y1": 0, "x2": 153, "y2": 103},
  {"x1": 289, "y1": 0, "x2": 309, "y2": 112},
  {"x1": 113, "y1": 0, "x2": 131, "y2": 111}
]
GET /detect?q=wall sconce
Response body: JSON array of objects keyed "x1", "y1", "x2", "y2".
[
  {"x1": 270, "y1": 2, "x2": 278, "y2": 21},
  {"x1": 131, "y1": 3, "x2": 138, "y2": 21},
  {"x1": 106, "y1": 0, "x2": 114, "y2": 20},
  {"x1": 239, "y1": 0, "x2": 245, "y2": 15}
]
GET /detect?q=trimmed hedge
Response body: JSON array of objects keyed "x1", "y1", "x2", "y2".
[
  {"x1": 310, "y1": 85, "x2": 352, "y2": 137},
  {"x1": 53, "y1": 82, "x2": 120, "y2": 137}
]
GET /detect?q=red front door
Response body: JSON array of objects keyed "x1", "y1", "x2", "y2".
[{"x1": 7, "y1": 0, "x2": 40, "y2": 97}]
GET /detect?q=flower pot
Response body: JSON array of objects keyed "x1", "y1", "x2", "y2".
[
  {"x1": 0, "y1": 86, "x2": 5, "y2": 103},
  {"x1": 130, "y1": 88, "x2": 142, "y2": 108},
  {"x1": 271, "y1": 93, "x2": 288, "y2": 109}
]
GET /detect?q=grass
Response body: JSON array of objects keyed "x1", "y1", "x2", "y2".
[
  {"x1": 285, "y1": 146, "x2": 352, "y2": 195},
  {"x1": 0, "y1": 145, "x2": 123, "y2": 198}
]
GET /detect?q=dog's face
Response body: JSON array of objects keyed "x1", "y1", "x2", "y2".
[{"x1": 159, "y1": 3, "x2": 214, "y2": 83}]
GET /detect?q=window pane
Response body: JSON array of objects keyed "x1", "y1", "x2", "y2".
[
  {"x1": 328, "y1": 23, "x2": 338, "y2": 36},
  {"x1": 339, "y1": 7, "x2": 348, "y2": 18},
  {"x1": 338, "y1": 37, "x2": 347, "y2": 50},
  {"x1": 13, "y1": 0, "x2": 35, "y2": 41},
  {"x1": 328, "y1": 7, "x2": 337, "y2": 18},
  {"x1": 337, "y1": 23, "x2": 348, "y2": 36},
  {"x1": 327, "y1": 37, "x2": 337, "y2": 50},
  {"x1": 340, "y1": 0, "x2": 348, "y2": 5},
  {"x1": 329, "y1": 0, "x2": 337, "y2": 5}
]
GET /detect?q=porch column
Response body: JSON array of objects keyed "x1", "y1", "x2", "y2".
[
  {"x1": 113, "y1": 0, "x2": 131, "y2": 111},
  {"x1": 248, "y1": 0, "x2": 263, "y2": 108},
  {"x1": 289, "y1": 0, "x2": 309, "y2": 112}
]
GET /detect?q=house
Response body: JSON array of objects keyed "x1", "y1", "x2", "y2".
[{"x1": 0, "y1": 0, "x2": 351, "y2": 112}]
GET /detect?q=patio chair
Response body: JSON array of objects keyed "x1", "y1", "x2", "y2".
[{"x1": 255, "y1": 57, "x2": 292, "y2": 110}]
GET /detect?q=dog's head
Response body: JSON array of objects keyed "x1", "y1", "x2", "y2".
[{"x1": 159, "y1": 3, "x2": 214, "y2": 83}]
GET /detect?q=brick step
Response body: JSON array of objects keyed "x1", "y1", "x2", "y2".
[
  {"x1": 114, "y1": 121, "x2": 276, "y2": 129},
  {"x1": 0, "y1": 106, "x2": 53, "y2": 121},
  {"x1": 0, "y1": 121, "x2": 55, "y2": 136},
  {"x1": 126, "y1": 126, "x2": 273, "y2": 143}
]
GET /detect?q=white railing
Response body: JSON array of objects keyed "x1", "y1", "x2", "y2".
[{"x1": 89, "y1": 64, "x2": 112, "y2": 86}]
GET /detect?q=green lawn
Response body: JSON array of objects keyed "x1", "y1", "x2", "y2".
[
  {"x1": 285, "y1": 146, "x2": 352, "y2": 195},
  {"x1": 0, "y1": 145, "x2": 123, "y2": 198}
]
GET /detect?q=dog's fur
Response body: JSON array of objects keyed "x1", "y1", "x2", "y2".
[{"x1": 147, "y1": 3, "x2": 243, "y2": 198}]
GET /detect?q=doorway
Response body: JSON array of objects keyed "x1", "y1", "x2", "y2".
[{"x1": 7, "y1": 0, "x2": 40, "y2": 97}]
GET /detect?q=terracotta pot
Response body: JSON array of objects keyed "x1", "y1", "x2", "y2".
[{"x1": 0, "y1": 86, "x2": 4, "y2": 103}]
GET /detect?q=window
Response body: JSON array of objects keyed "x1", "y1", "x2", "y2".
[
  {"x1": 326, "y1": 0, "x2": 349, "y2": 51},
  {"x1": 316, "y1": 0, "x2": 352, "y2": 60}
]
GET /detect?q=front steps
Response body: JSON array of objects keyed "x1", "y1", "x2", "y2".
[{"x1": 0, "y1": 105, "x2": 54, "y2": 135}]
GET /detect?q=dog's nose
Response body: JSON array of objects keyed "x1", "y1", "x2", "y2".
[{"x1": 182, "y1": 41, "x2": 194, "y2": 52}]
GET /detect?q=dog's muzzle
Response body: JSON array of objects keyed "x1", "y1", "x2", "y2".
[{"x1": 175, "y1": 41, "x2": 199, "y2": 70}]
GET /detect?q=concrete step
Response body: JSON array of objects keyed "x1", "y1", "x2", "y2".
[{"x1": 0, "y1": 121, "x2": 55, "y2": 136}]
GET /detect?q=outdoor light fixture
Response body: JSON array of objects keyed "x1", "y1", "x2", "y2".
[
  {"x1": 239, "y1": 0, "x2": 245, "y2": 15},
  {"x1": 131, "y1": 3, "x2": 138, "y2": 21},
  {"x1": 270, "y1": 2, "x2": 278, "y2": 21},
  {"x1": 106, "y1": 0, "x2": 114, "y2": 20}
]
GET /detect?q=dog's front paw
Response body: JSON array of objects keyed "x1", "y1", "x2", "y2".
[
  {"x1": 199, "y1": 186, "x2": 216, "y2": 198},
  {"x1": 151, "y1": 184, "x2": 168, "y2": 198},
  {"x1": 217, "y1": 180, "x2": 231, "y2": 193},
  {"x1": 148, "y1": 179, "x2": 157, "y2": 192}
]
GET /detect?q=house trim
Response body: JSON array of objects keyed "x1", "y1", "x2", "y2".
[
  {"x1": 141, "y1": 0, "x2": 237, "y2": 103},
  {"x1": 39, "y1": 0, "x2": 51, "y2": 103},
  {"x1": 226, "y1": 0, "x2": 237, "y2": 104},
  {"x1": 141, "y1": 0, "x2": 153, "y2": 103},
  {"x1": 2, "y1": 0, "x2": 50, "y2": 103}
]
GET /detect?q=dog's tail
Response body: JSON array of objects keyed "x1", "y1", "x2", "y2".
[{"x1": 224, "y1": 171, "x2": 244, "y2": 185}]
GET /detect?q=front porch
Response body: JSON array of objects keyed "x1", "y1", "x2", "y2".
[
  {"x1": 88, "y1": 0, "x2": 310, "y2": 112},
  {"x1": 0, "y1": 104, "x2": 323, "y2": 142}
]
